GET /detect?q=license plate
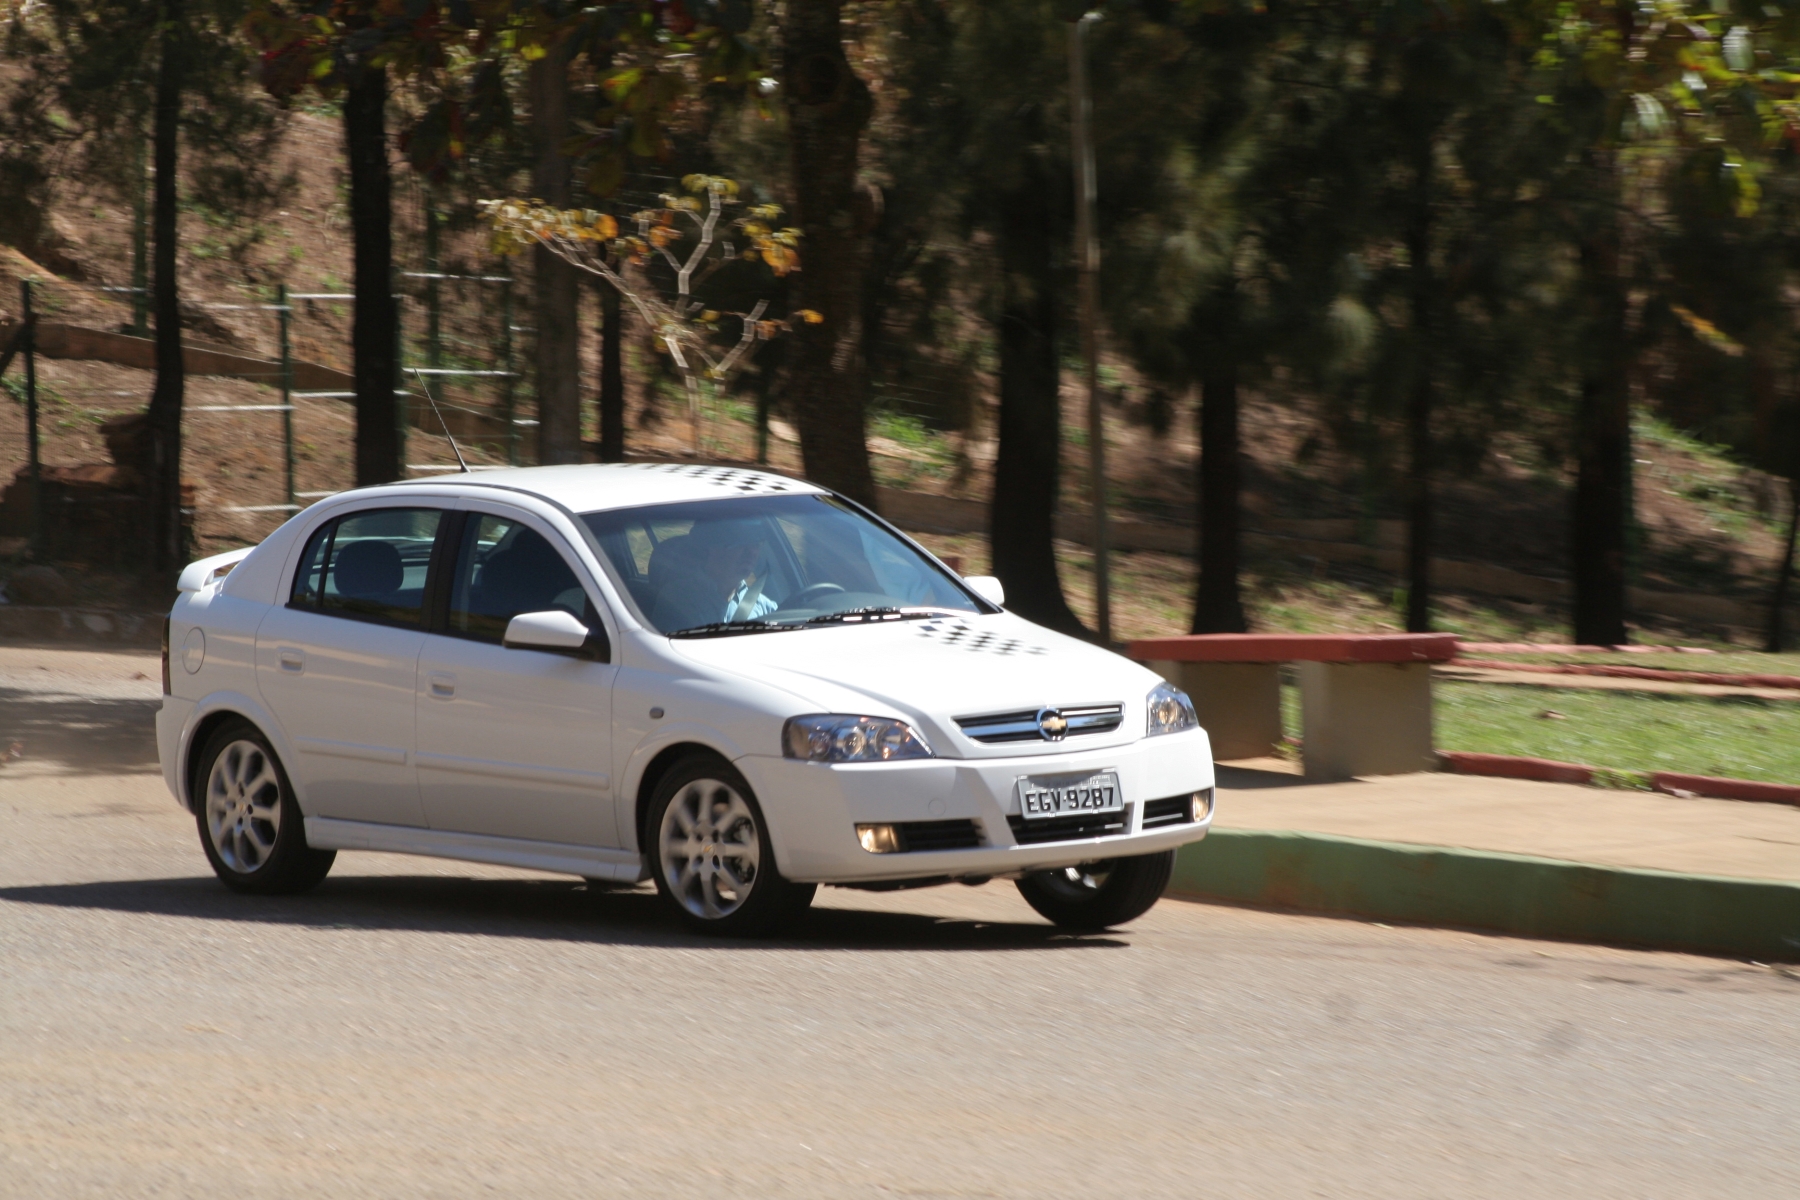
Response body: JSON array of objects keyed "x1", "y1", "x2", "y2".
[{"x1": 1016, "y1": 772, "x2": 1123, "y2": 819}]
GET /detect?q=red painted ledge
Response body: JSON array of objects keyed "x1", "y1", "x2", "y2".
[
  {"x1": 1650, "y1": 772, "x2": 1800, "y2": 807},
  {"x1": 1439, "y1": 751, "x2": 1595, "y2": 786},
  {"x1": 1455, "y1": 658, "x2": 1800, "y2": 691},
  {"x1": 1129, "y1": 633, "x2": 1460, "y2": 665},
  {"x1": 1441, "y1": 753, "x2": 1800, "y2": 806}
]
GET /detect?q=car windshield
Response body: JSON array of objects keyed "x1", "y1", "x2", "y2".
[{"x1": 579, "y1": 494, "x2": 982, "y2": 635}]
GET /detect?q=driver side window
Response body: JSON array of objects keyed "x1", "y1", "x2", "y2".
[{"x1": 446, "y1": 515, "x2": 596, "y2": 646}]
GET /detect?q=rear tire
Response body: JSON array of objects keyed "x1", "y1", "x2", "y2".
[
  {"x1": 646, "y1": 753, "x2": 815, "y2": 937},
  {"x1": 193, "y1": 719, "x2": 335, "y2": 894},
  {"x1": 1015, "y1": 850, "x2": 1174, "y2": 931}
]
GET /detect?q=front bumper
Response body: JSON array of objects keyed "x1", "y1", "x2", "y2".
[{"x1": 736, "y1": 728, "x2": 1214, "y2": 883}]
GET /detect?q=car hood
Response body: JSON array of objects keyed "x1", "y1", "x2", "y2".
[{"x1": 667, "y1": 611, "x2": 1162, "y2": 757}]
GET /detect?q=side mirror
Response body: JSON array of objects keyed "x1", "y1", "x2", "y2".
[
  {"x1": 502, "y1": 610, "x2": 607, "y2": 660},
  {"x1": 965, "y1": 575, "x2": 1005, "y2": 607}
]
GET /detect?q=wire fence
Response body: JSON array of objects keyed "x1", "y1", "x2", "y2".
[{"x1": 0, "y1": 269, "x2": 533, "y2": 560}]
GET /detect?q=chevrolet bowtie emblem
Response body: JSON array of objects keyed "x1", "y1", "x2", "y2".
[{"x1": 1036, "y1": 708, "x2": 1069, "y2": 740}]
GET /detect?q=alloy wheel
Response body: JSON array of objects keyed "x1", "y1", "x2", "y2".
[
  {"x1": 658, "y1": 778, "x2": 762, "y2": 920},
  {"x1": 205, "y1": 739, "x2": 283, "y2": 874}
]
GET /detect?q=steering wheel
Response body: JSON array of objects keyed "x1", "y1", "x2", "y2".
[{"x1": 782, "y1": 582, "x2": 846, "y2": 609}]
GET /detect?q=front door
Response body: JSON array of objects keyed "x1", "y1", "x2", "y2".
[
  {"x1": 413, "y1": 509, "x2": 618, "y2": 847},
  {"x1": 255, "y1": 506, "x2": 445, "y2": 827}
]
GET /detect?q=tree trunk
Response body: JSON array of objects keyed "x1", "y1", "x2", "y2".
[
  {"x1": 343, "y1": 62, "x2": 400, "y2": 486},
  {"x1": 596, "y1": 277, "x2": 624, "y2": 462},
  {"x1": 1403, "y1": 138, "x2": 1434, "y2": 634},
  {"x1": 1768, "y1": 478, "x2": 1799, "y2": 653},
  {"x1": 531, "y1": 40, "x2": 582, "y2": 465},
  {"x1": 1191, "y1": 281, "x2": 1245, "y2": 634},
  {"x1": 146, "y1": 0, "x2": 185, "y2": 575},
  {"x1": 991, "y1": 143, "x2": 1086, "y2": 637},
  {"x1": 1571, "y1": 219, "x2": 1631, "y2": 646},
  {"x1": 781, "y1": 0, "x2": 878, "y2": 505}
]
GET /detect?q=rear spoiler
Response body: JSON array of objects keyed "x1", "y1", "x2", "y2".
[{"x1": 176, "y1": 547, "x2": 254, "y2": 594}]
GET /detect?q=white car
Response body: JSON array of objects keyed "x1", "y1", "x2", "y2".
[{"x1": 157, "y1": 464, "x2": 1215, "y2": 935}]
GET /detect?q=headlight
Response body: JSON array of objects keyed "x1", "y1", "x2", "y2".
[
  {"x1": 1146, "y1": 681, "x2": 1198, "y2": 737},
  {"x1": 783, "y1": 714, "x2": 934, "y2": 762}
]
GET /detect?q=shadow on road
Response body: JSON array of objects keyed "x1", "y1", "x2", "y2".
[
  {"x1": 0, "y1": 874, "x2": 1127, "y2": 952},
  {"x1": 0, "y1": 688, "x2": 159, "y2": 774}
]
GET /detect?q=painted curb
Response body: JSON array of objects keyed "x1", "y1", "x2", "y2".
[
  {"x1": 1650, "y1": 771, "x2": 1800, "y2": 807},
  {"x1": 1440, "y1": 749, "x2": 1800, "y2": 806},
  {"x1": 1454, "y1": 657, "x2": 1800, "y2": 691},
  {"x1": 1169, "y1": 829, "x2": 1800, "y2": 962},
  {"x1": 1439, "y1": 750, "x2": 1594, "y2": 785}
]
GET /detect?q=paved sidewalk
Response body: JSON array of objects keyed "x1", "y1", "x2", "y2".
[{"x1": 1213, "y1": 758, "x2": 1800, "y2": 883}]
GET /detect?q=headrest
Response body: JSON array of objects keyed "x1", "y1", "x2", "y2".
[{"x1": 334, "y1": 539, "x2": 403, "y2": 598}]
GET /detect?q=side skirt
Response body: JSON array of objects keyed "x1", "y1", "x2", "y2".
[{"x1": 304, "y1": 817, "x2": 648, "y2": 884}]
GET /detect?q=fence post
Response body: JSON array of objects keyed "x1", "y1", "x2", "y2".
[
  {"x1": 500, "y1": 276, "x2": 518, "y2": 466},
  {"x1": 424, "y1": 197, "x2": 442, "y2": 375},
  {"x1": 393, "y1": 266, "x2": 407, "y2": 469},
  {"x1": 20, "y1": 280, "x2": 40, "y2": 556},
  {"x1": 278, "y1": 283, "x2": 295, "y2": 510}
]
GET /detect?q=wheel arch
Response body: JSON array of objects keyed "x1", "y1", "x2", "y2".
[
  {"x1": 184, "y1": 710, "x2": 249, "y2": 813},
  {"x1": 181, "y1": 706, "x2": 288, "y2": 815},
  {"x1": 634, "y1": 740, "x2": 735, "y2": 851}
]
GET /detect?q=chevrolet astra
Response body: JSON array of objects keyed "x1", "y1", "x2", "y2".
[{"x1": 157, "y1": 463, "x2": 1215, "y2": 935}]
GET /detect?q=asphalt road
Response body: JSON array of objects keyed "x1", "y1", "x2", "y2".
[{"x1": 1, "y1": 646, "x2": 1797, "y2": 1198}]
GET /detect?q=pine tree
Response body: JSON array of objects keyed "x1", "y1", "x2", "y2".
[{"x1": 3, "y1": 0, "x2": 289, "y2": 574}]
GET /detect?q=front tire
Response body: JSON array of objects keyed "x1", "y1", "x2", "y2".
[
  {"x1": 1015, "y1": 850, "x2": 1174, "y2": 931},
  {"x1": 647, "y1": 753, "x2": 814, "y2": 937},
  {"x1": 194, "y1": 720, "x2": 335, "y2": 894}
]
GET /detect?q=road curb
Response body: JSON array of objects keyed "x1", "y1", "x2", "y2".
[
  {"x1": 1439, "y1": 749, "x2": 1800, "y2": 806},
  {"x1": 1169, "y1": 828, "x2": 1800, "y2": 962},
  {"x1": 1439, "y1": 750, "x2": 1593, "y2": 785},
  {"x1": 1649, "y1": 771, "x2": 1800, "y2": 807},
  {"x1": 1453, "y1": 656, "x2": 1800, "y2": 691}
]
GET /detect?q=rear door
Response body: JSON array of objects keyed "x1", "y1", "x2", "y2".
[
  {"x1": 413, "y1": 506, "x2": 619, "y2": 847},
  {"x1": 255, "y1": 506, "x2": 447, "y2": 827}
]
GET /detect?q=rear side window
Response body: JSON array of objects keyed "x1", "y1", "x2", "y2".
[{"x1": 289, "y1": 508, "x2": 443, "y2": 629}]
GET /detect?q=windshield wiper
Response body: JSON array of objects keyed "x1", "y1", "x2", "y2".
[
  {"x1": 667, "y1": 619, "x2": 796, "y2": 639},
  {"x1": 804, "y1": 606, "x2": 948, "y2": 626}
]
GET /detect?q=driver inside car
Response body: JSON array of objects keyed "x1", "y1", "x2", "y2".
[{"x1": 648, "y1": 520, "x2": 782, "y2": 630}]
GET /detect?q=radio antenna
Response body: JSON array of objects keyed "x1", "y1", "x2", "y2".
[{"x1": 410, "y1": 368, "x2": 469, "y2": 473}]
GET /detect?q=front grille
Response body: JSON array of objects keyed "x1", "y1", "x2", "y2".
[
  {"x1": 957, "y1": 703, "x2": 1125, "y2": 744},
  {"x1": 893, "y1": 819, "x2": 983, "y2": 852},
  {"x1": 1141, "y1": 795, "x2": 1196, "y2": 829},
  {"x1": 1007, "y1": 811, "x2": 1129, "y2": 845}
]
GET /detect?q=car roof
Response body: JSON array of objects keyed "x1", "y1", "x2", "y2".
[{"x1": 373, "y1": 462, "x2": 828, "y2": 514}]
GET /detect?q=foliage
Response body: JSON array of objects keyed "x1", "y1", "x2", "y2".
[
  {"x1": 244, "y1": 2, "x2": 763, "y2": 191},
  {"x1": 0, "y1": 0, "x2": 291, "y2": 260},
  {"x1": 481, "y1": 173, "x2": 817, "y2": 449}
]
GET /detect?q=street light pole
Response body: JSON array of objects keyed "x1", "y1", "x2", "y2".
[{"x1": 1069, "y1": 10, "x2": 1111, "y2": 643}]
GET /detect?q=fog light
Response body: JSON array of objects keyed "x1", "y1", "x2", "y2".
[
  {"x1": 857, "y1": 823, "x2": 902, "y2": 854},
  {"x1": 1190, "y1": 789, "x2": 1214, "y2": 822}
]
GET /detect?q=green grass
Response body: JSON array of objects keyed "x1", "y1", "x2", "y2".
[
  {"x1": 1433, "y1": 681, "x2": 1800, "y2": 784},
  {"x1": 1275, "y1": 678, "x2": 1800, "y2": 783}
]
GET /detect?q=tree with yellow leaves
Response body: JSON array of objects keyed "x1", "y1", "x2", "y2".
[{"x1": 481, "y1": 174, "x2": 818, "y2": 455}]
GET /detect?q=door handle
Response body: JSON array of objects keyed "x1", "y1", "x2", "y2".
[
  {"x1": 428, "y1": 671, "x2": 455, "y2": 698},
  {"x1": 278, "y1": 648, "x2": 304, "y2": 673}
]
